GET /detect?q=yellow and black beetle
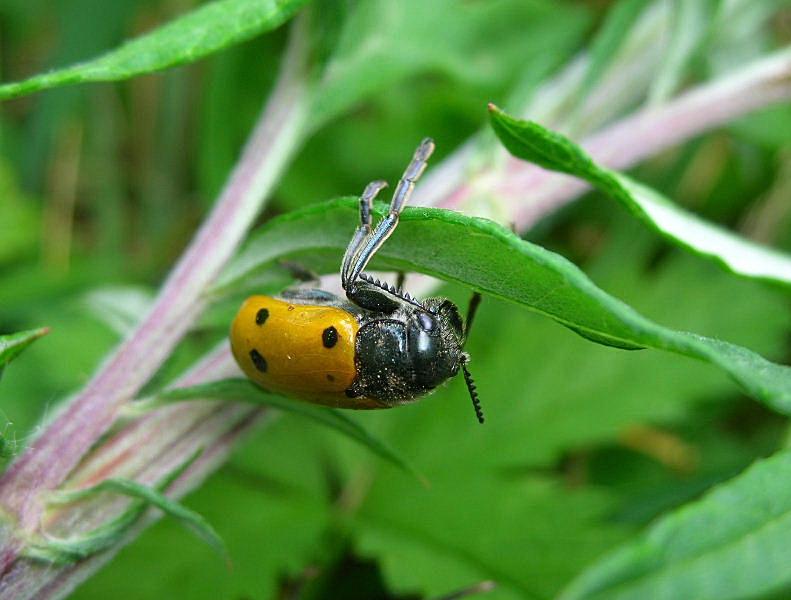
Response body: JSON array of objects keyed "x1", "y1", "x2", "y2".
[{"x1": 230, "y1": 139, "x2": 484, "y2": 422}]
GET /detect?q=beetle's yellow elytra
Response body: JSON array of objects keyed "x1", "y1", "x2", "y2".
[{"x1": 230, "y1": 295, "x2": 378, "y2": 408}]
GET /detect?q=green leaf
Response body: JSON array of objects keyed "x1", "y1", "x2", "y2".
[
  {"x1": 221, "y1": 198, "x2": 791, "y2": 415},
  {"x1": 488, "y1": 105, "x2": 791, "y2": 289},
  {"x1": 157, "y1": 379, "x2": 422, "y2": 482},
  {"x1": 354, "y1": 473, "x2": 625, "y2": 600},
  {"x1": 0, "y1": 0, "x2": 308, "y2": 101},
  {"x1": 560, "y1": 447, "x2": 791, "y2": 600},
  {"x1": 0, "y1": 327, "x2": 49, "y2": 381}
]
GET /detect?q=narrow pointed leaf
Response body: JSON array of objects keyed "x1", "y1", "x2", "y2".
[
  {"x1": 158, "y1": 379, "x2": 422, "y2": 481},
  {"x1": 560, "y1": 448, "x2": 791, "y2": 600},
  {"x1": 24, "y1": 507, "x2": 141, "y2": 564},
  {"x1": 221, "y1": 199, "x2": 791, "y2": 414},
  {"x1": 489, "y1": 104, "x2": 791, "y2": 288},
  {"x1": 0, "y1": 0, "x2": 308, "y2": 101},
  {"x1": 26, "y1": 471, "x2": 225, "y2": 564},
  {"x1": 0, "y1": 327, "x2": 49, "y2": 381}
]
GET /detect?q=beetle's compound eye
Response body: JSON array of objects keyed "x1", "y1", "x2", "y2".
[{"x1": 417, "y1": 311, "x2": 436, "y2": 332}]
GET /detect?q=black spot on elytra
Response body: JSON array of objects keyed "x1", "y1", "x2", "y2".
[
  {"x1": 255, "y1": 308, "x2": 269, "y2": 325},
  {"x1": 322, "y1": 326, "x2": 338, "y2": 348},
  {"x1": 249, "y1": 349, "x2": 267, "y2": 373},
  {"x1": 326, "y1": 374, "x2": 335, "y2": 382}
]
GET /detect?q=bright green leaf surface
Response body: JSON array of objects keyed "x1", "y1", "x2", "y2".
[
  {"x1": 0, "y1": 0, "x2": 307, "y2": 101},
  {"x1": 489, "y1": 105, "x2": 791, "y2": 288},
  {"x1": 220, "y1": 199, "x2": 791, "y2": 414},
  {"x1": 561, "y1": 447, "x2": 791, "y2": 600},
  {"x1": 159, "y1": 378, "x2": 420, "y2": 480},
  {"x1": 354, "y1": 472, "x2": 623, "y2": 600}
]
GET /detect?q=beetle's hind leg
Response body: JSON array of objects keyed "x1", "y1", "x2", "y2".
[{"x1": 342, "y1": 139, "x2": 435, "y2": 310}]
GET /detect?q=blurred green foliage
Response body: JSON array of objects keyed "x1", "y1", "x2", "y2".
[{"x1": 1, "y1": 0, "x2": 791, "y2": 599}]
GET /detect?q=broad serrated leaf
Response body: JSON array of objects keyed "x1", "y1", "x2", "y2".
[
  {"x1": 560, "y1": 448, "x2": 791, "y2": 600},
  {"x1": 353, "y1": 473, "x2": 625, "y2": 600},
  {"x1": 157, "y1": 378, "x2": 421, "y2": 481},
  {"x1": 0, "y1": 0, "x2": 308, "y2": 101},
  {"x1": 218, "y1": 198, "x2": 791, "y2": 414},
  {"x1": 488, "y1": 104, "x2": 791, "y2": 288},
  {"x1": 0, "y1": 327, "x2": 49, "y2": 381}
]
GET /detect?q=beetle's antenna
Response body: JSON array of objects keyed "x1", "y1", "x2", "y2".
[
  {"x1": 464, "y1": 293, "x2": 482, "y2": 346},
  {"x1": 461, "y1": 356, "x2": 484, "y2": 424}
]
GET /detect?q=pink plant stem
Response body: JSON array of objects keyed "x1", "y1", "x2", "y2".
[{"x1": 0, "y1": 23, "x2": 309, "y2": 544}]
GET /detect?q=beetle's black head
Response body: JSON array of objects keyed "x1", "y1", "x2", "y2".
[{"x1": 405, "y1": 298, "x2": 466, "y2": 391}]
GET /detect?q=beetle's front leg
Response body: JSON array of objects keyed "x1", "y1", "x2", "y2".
[{"x1": 344, "y1": 279, "x2": 400, "y2": 314}]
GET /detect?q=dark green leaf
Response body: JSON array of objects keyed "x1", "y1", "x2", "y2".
[
  {"x1": 221, "y1": 199, "x2": 791, "y2": 414},
  {"x1": 488, "y1": 105, "x2": 791, "y2": 289},
  {"x1": 158, "y1": 379, "x2": 422, "y2": 481},
  {"x1": 0, "y1": 0, "x2": 308, "y2": 100},
  {"x1": 561, "y1": 448, "x2": 791, "y2": 600}
]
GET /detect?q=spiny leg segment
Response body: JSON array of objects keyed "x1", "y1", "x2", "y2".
[{"x1": 341, "y1": 138, "x2": 435, "y2": 306}]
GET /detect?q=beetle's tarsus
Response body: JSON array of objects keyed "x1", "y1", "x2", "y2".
[{"x1": 340, "y1": 138, "x2": 435, "y2": 296}]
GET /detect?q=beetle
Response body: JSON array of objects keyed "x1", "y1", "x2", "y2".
[{"x1": 230, "y1": 138, "x2": 484, "y2": 423}]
